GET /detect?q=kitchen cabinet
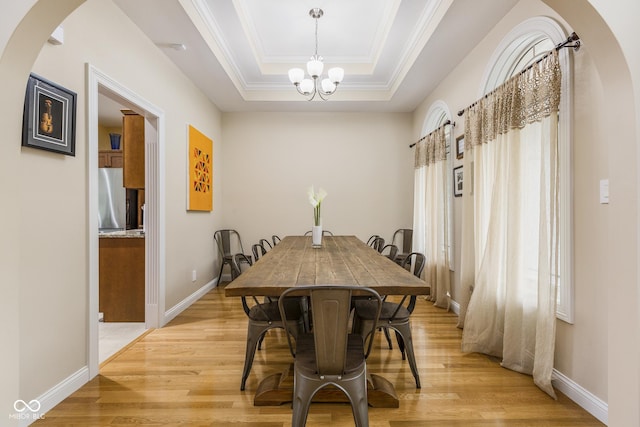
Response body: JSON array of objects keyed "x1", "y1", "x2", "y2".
[
  {"x1": 99, "y1": 236, "x2": 145, "y2": 322},
  {"x1": 122, "y1": 110, "x2": 145, "y2": 189},
  {"x1": 98, "y1": 150, "x2": 123, "y2": 168}
]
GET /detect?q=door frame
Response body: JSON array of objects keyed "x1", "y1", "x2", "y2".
[{"x1": 86, "y1": 63, "x2": 165, "y2": 378}]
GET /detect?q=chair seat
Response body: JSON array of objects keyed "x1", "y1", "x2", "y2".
[
  {"x1": 248, "y1": 298, "x2": 302, "y2": 322},
  {"x1": 354, "y1": 300, "x2": 410, "y2": 322},
  {"x1": 294, "y1": 333, "x2": 366, "y2": 376}
]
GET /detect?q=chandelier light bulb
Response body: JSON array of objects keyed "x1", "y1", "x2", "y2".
[
  {"x1": 328, "y1": 67, "x2": 344, "y2": 84},
  {"x1": 289, "y1": 8, "x2": 344, "y2": 101},
  {"x1": 300, "y1": 79, "x2": 314, "y2": 95},
  {"x1": 307, "y1": 57, "x2": 324, "y2": 78},
  {"x1": 288, "y1": 68, "x2": 304, "y2": 84},
  {"x1": 321, "y1": 78, "x2": 335, "y2": 94}
]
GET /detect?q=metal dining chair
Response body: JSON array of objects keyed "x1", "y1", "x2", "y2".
[
  {"x1": 369, "y1": 236, "x2": 386, "y2": 253},
  {"x1": 214, "y1": 229, "x2": 251, "y2": 283},
  {"x1": 252, "y1": 238, "x2": 272, "y2": 261},
  {"x1": 232, "y1": 254, "x2": 304, "y2": 391},
  {"x1": 380, "y1": 243, "x2": 398, "y2": 260},
  {"x1": 353, "y1": 252, "x2": 426, "y2": 388},
  {"x1": 279, "y1": 285, "x2": 382, "y2": 427},
  {"x1": 391, "y1": 228, "x2": 413, "y2": 264}
]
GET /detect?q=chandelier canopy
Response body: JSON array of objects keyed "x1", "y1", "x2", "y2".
[{"x1": 288, "y1": 8, "x2": 344, "y2": 101}]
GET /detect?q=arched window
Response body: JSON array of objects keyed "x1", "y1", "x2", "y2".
[
  {"x1": 481, "y1": 17, "x2": 574, "y2": 323},
  {"x1": 421, "y1": 101, "x2": 454, "y2": 267}
]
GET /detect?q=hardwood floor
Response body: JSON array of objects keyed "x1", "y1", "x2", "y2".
[{"x1": 35, "y1": 285, "x2": 604, "y2": 426}]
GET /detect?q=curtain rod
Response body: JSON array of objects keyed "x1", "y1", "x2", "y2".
[
  {"x1": 409, "y1": 120, "x2": 454, "y2": 148},
  {"x1": 456, "y1": 32, "x2": 581, "y2": 117}
]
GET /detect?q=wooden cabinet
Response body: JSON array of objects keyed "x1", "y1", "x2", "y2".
[
  {"x1": 99, "y1": 237, "x2": 145, "y2": 322},
  {"x1": 122, "y1": 111, "x2": 145, "y2": 189},
  {"x1": 98, "y1": 150, "x2": 123, "y2": 168}
]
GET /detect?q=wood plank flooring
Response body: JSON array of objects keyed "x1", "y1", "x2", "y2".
[{"x1": 34, "y1": 284, "x2": 605, "y2": 426}]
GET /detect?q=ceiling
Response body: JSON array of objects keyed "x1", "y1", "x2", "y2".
[{"x1": 100, "y1": 0, "x2": 520, "y2": 126}]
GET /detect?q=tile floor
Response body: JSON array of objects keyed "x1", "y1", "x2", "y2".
[{"x1": 99, "y1": 322, "x2": 147, "y2": 364}]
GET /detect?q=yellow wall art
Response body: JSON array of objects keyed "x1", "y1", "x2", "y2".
[{"x1": 187, "y1": 125, "x2": 213, "y2": 211}]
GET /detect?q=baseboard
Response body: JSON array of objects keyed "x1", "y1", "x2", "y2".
[
  {"x1": 552, "y1": 369, "x2": 608, "y2": 425},
  {"x1": 449, "y1": 298, "x2": 460, "y2": 315},
  {"x1": 18, "y1": 367, "x2": 89, "y2": 426},
  {"x1": 445, "y1": 299, "x2": 606, "y2": 424},
  {"x1": 163, "y1": 278, "x2": 217, "y2": 325}
]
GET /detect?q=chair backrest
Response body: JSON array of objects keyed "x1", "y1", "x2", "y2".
[
  {"x1": 252, "y1": 243, "x2": 267, "y2": 261},
  {"x1": 392, "y1": 228, "x2": 413, "y2": 254},
  {"x1": 279, "y1": 285, "x2": 382, "y2": 375},
  {"x1": 400, "y1": 252, "x2": 426, "y2": 278},
  {"x1": 381, "y1": 244, "x2": 398, "y2": 260},
  {"x1": 214, "y1": 229, "x2": 245, "y2": 258},
  {"x1": 231, "y1": 253, "x2": 252, "y2": 280},
  {"x1": 259, "y1": 238, "x2": 272, "y2": 250},
  {"x1": 366, "y1": 234, "x2": 380, "y2": 246},
  {"x1": 272, "y1": 235, "x2": 281, "y2": 246},
  {"x1": 232, "y1": 253, "x2": 256, "y2": 314},
  {"x1": 395, "y1": 252, "x2": 426, "y2": 315},
  {"x1": 370, "y1": 237, "x2": 385, "y2": 253}
]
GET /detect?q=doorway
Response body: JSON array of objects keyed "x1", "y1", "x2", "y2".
[
  {"x1": 87, "y1": 64, "x2": 165, "y2": 377},
  {"x1": 97, "y1": 91, "x2": 146, "y2": 363}
]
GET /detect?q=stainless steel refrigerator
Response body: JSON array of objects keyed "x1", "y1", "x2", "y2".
[{"x1": 98, "y1": 168, "x2": 126, "y2": 231}]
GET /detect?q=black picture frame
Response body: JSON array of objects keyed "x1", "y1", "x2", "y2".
[
  {"x1": 453, "y1": 165, "x2": 463, "y2": 197},
  {"x1": 22, "y1": 73, "x2": 76, "y2": 156},
  {"x1": 456, "y1": 135, "x2": 464, "y2": 160}
]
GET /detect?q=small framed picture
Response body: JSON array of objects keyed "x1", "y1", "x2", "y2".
[
  {"x1": 456, "y1": 135, "x2": 464, "y2": 160},
  {"x1": 453, "y1": 166, "x2": 463, "y2": 197},
  {"x1": 22, "y1": 73, "x2": 77, "y2": 156}
]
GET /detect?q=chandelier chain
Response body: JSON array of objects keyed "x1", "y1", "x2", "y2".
[{"x1": 314, "y1": 15, "x2": 319, "y2": 57}]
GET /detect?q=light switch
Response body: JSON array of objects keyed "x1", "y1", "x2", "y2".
[{"x1": 599, "y1": 179, "x2": 609, "y2": 204}]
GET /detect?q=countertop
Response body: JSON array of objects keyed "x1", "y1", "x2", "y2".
[{"x1": 99, "y1": 229, "x2": 145, "y2": 238}]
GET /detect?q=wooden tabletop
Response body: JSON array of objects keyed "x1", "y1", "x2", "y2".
[{"x1": 224, "y1": 235, "x2": 429, "y2": 297}]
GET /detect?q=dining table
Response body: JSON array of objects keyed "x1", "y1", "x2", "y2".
[{"x1": 224, "y1": 235, "x2": 430, "y2": 407}]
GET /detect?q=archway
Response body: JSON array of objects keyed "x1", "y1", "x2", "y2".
[{"x1": 542, "y1": 1, "x2": 639, "y2": 425}]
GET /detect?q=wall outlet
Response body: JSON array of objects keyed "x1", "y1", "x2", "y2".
[{"x1": 191, "y1": 269, "x2": 197, "y2": 282}]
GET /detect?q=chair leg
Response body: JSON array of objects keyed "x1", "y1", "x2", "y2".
[
  {"x1": 291, "y1": 371, "x2": 313, "y2": 427},
  {"x1": 395, "y1": 330, "x2": 406, "y2": 360},
  {"x1": 382, "y1": 327, "x2": 393, "y2": 349},
  {"x1": 342, "y1": 376, "x2": 369, "y2": 427},
  {"x1": 392, "y1": 323, "x2": 421, "y2": 388},
  {"x1": 240, "y1": 323, "x2": 268, "y2": 391},
  {"x1": 216, "y1": 260, "x2": 225, "y2": 284},
  {"x1": 257, "y1": 334, "x2": 265, "y2": 350}
]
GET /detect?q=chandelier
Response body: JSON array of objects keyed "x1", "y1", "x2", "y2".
[{"x1": 288, "y1": 8, "x2": 344, "y2": 101}]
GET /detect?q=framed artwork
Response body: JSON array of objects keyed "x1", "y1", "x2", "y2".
[
  {"x1": 22, "y1": 73, "x2": 76, "y2": 156},
  {"x1": 456, "y1": 135, "x2": 464, "y2": 159},
  {"x1": 453, "y1": 166, "x2": 463, "y2": 197},
  {"x1": 187, "y1": 125, "x2": 213, "y2": 211}
]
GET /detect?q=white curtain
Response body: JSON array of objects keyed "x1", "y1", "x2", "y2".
[
  {"x1": 458, "y1": 51, "x2": 561, "y2": 397},
  {"x1": 413, "y1": 126, "x2": 451, "y2": 309}
]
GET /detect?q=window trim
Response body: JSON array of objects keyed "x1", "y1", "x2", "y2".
[
  {"x1": 421, "y1": 101, "x2": 455, "y2": 269},
  {"x1": 480, "y1": 17, "x2": 574, "y2": 323}
]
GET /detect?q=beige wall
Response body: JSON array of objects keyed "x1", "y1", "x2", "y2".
[
  {"x1": 221, "y1": 112, "x2": 414, "y2": 248},
  {"x1": 413, "y1": 0, "x2": 639, "y2": 424},
  {"x1": 1, "y1": 0, "x2": 224, "y2": 412},
  {"x1": 2, "y1": 0, "x2": 639, "y2": 425}
]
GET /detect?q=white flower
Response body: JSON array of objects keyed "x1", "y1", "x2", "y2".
[{"x1": 307, "y1": 186, "x2": 327, "y2": 226}]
